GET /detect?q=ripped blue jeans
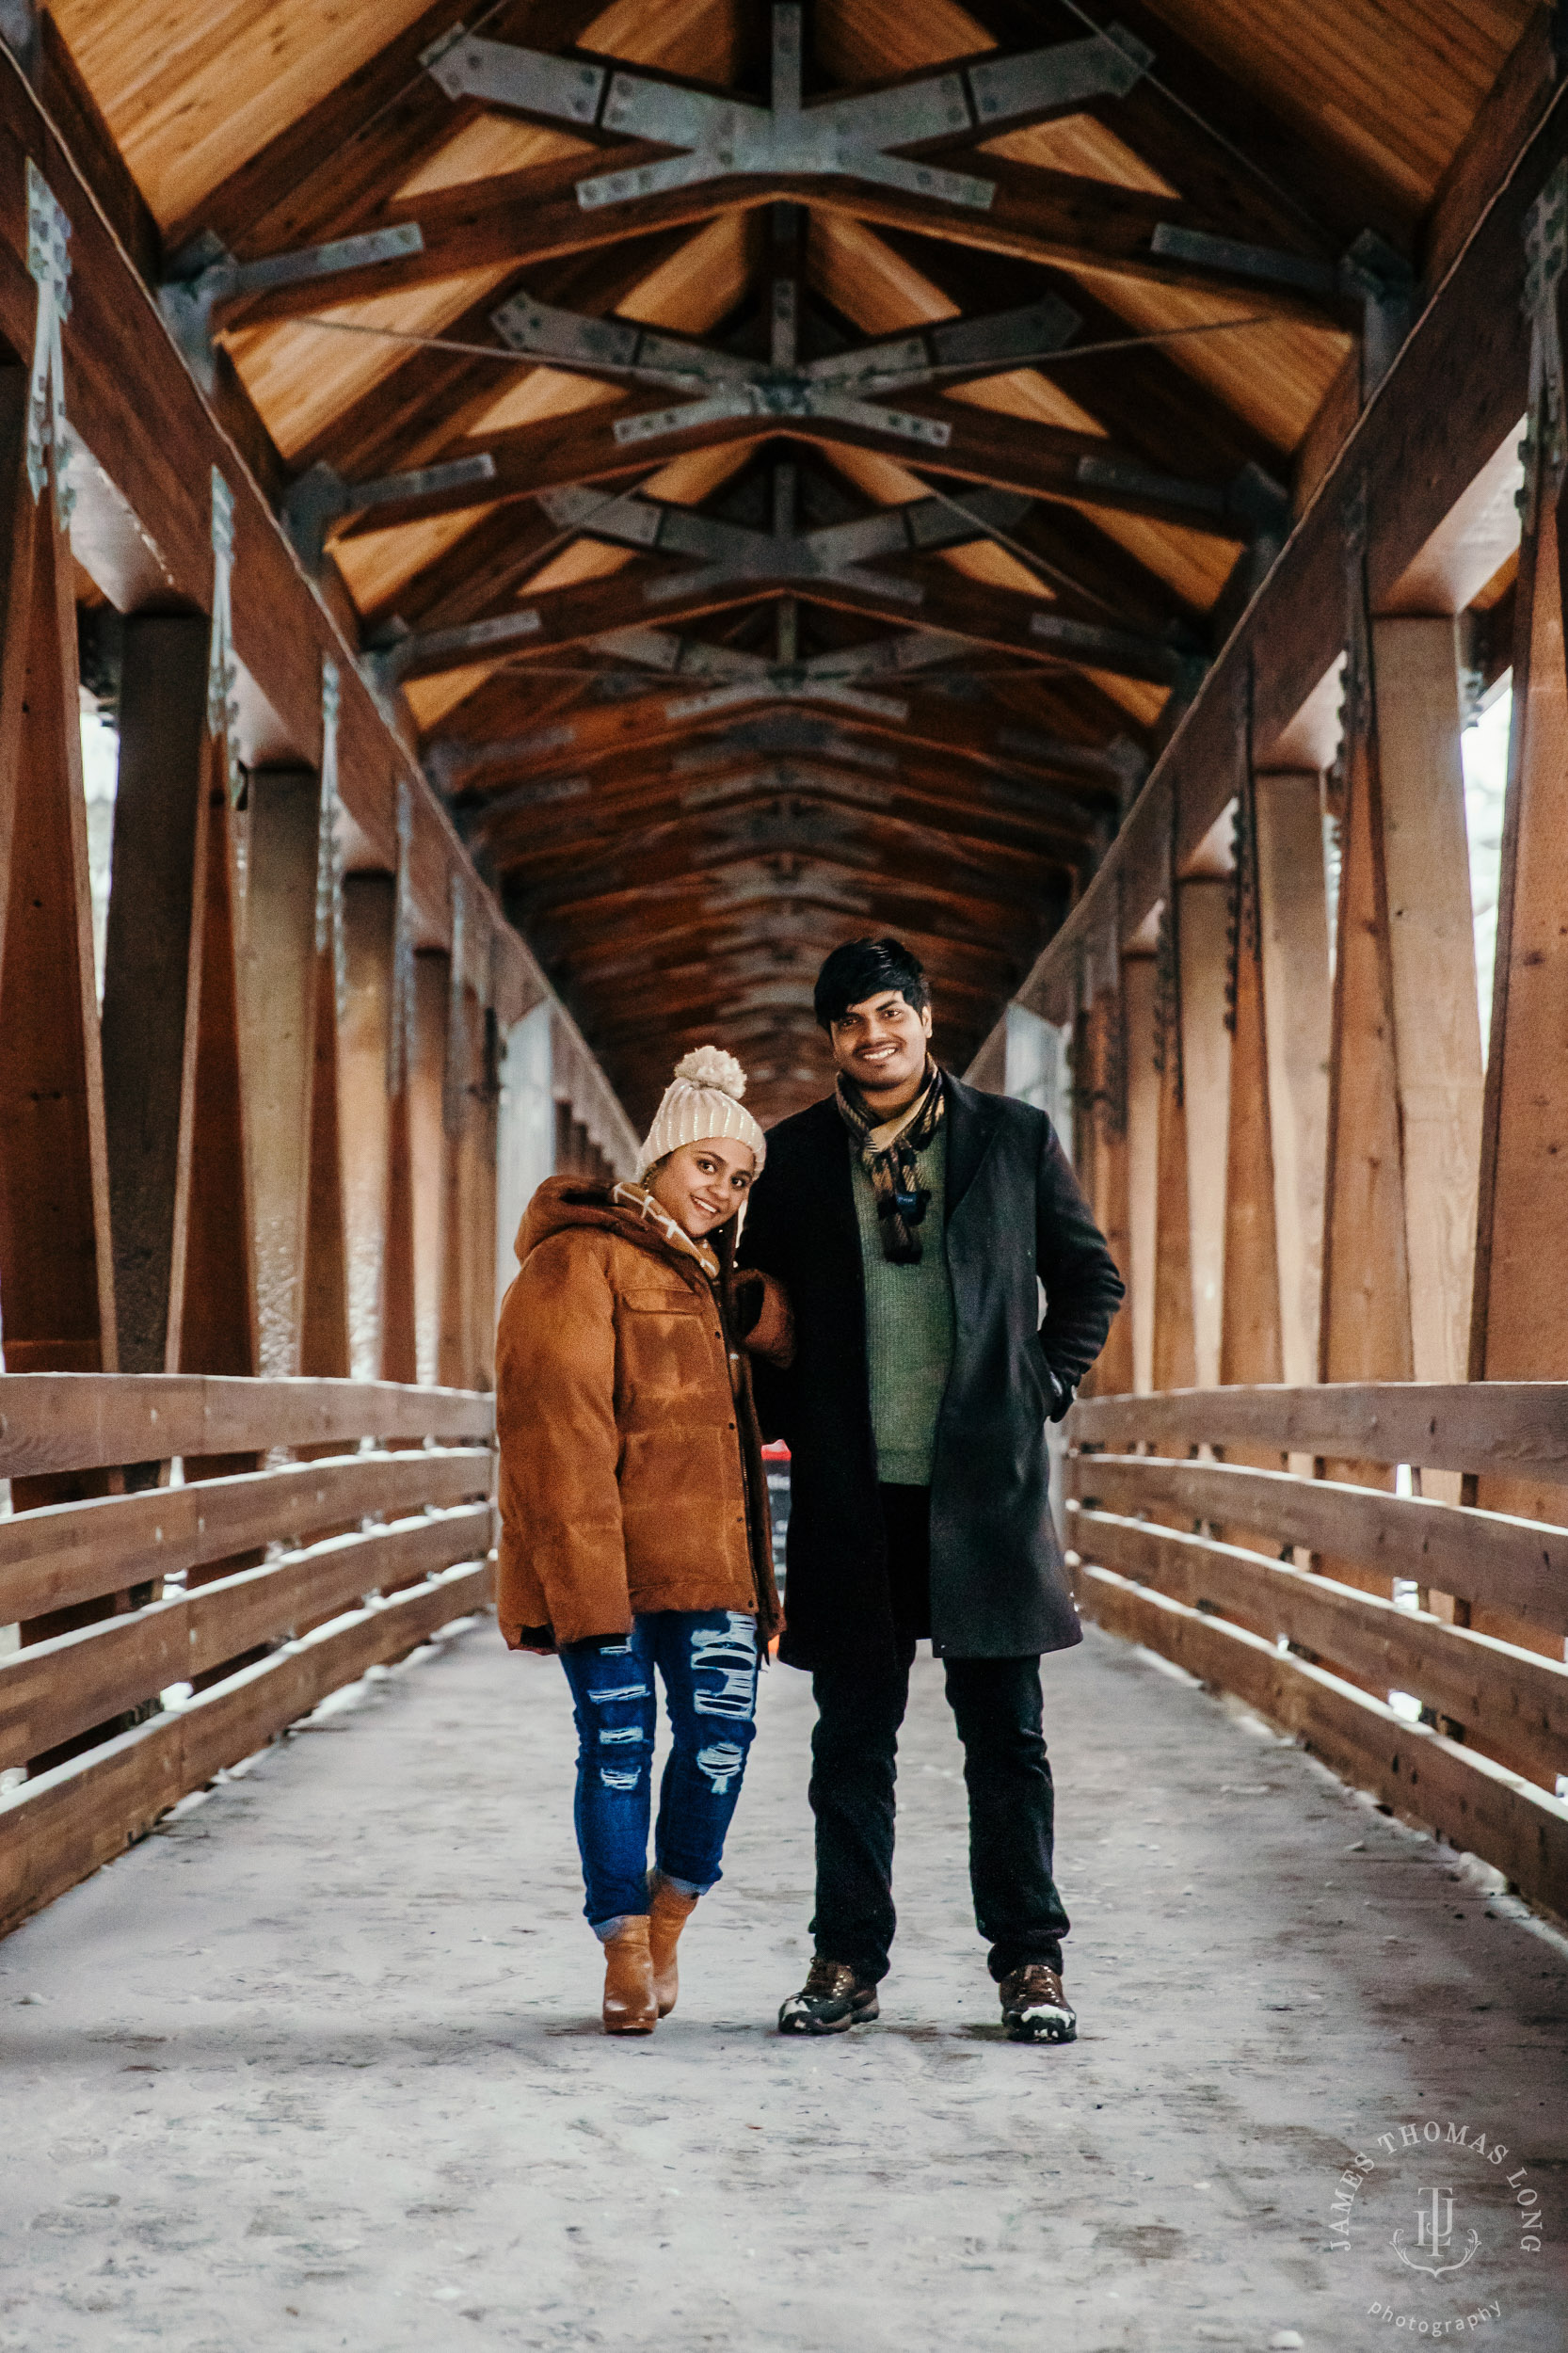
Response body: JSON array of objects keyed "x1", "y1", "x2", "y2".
[{"x1": 559, "y1": 1609, "x2": 760, "y2": 1936}]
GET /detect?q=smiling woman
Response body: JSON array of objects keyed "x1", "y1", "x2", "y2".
[{"x1": 493, "y1": 1042, "x2": 792, "y2": 2034}]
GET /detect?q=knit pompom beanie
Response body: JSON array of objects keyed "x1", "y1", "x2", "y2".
[{"x1": 635, "y1": 1046, "x2": 767, "y2": 1178}]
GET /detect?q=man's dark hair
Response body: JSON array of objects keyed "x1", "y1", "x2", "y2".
[{"x1": 813, "y1": 936, "x2": 931, "y2": 1031}]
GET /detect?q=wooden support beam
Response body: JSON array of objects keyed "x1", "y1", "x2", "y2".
[
  {"x1": 0, "y1": 48, "x2": 533, "y2": 1023},
  {"x1": 409, "y1": 554, "x2": 1193, "y2": 692},
  {"x1": 1177, "y1": 877, "x2": 1230, "y2": 1390},
  {"x1": 1123, "y1": 953, "x2": 1159, "y2": 1397},
  {"x1": 100, "y1": 618, "x2": 207, "y2": 1373},
  {"x1": 1219, "y1": 779, "x2": 1284, "y2": 1389},
  {"x1": 1371, "y1": 619, "x2": 1484, "y2": 1391},
  {"x1": 1320, "y1": 676, "x2": 1414, "y2": 1392},
  {"x1": 1317, "y1": 628, "x2": 1412, "y2": 1594},
  {"x1": 300, "y1": 950, "x2": 351, "y2": 1378},
  {"x1": 1151, "y1": 897, "x2": 1196, "y2": 1395},
  {"x1": 1006, "y1": 87, "x2": 1562, "y2": 1027},
  {"x1": 471, "y1": 1005, "x2": 500, "y2": 1391},
  {"x1": 439, "y1": 983, "x2": 488, "y2": 1391},
  {"x1": 172, "y1": 759, "x2": 259, "y2": 1381},
  {"x1": 410, "y1": 953, "x2": 450, "y2": 1388},
  {"x1": 338, "y1": 876, "x2": 398, "y2": 1384},
  {"x1": 333, "y1": 394, "x2": 1247, "y2": 546},
  {"x1": 434, "y1": 669, "x2": 1135, "y2": 803},
  {"x1": 0, "y1": 373, "x2": 116, "y2": 1381},
  {"x1": 239, "y1": 767, "x2": 320, "y2": 1377},
  {"x1": 1467, "y1": 441, "x2": 1568, "y2": 1640},
  {"x1": 1254, "y1": 771, "x2": 1331, "y2": 1390},
  {"x1": 1082, "y1": 985, "x2": 1133, "y2": 1397}
]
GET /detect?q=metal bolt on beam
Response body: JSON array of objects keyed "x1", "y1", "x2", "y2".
[
  {"x1": 160, "y1": 223, "x2": 424, "y2": 391},
  {"x1": 424, "y1": 12, "x2": 1154, "y2": 216},
  {"x1": 281, "y1": 452, "x2": 496, "y2": 571}
]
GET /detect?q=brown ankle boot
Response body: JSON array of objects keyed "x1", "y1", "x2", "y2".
[
  {"x1": 601, "y1": 1916, "x2": 657, "y2": 2035},
  {"x1": 648, "y1": 1877, "x2": 700, "y2": 2017}
]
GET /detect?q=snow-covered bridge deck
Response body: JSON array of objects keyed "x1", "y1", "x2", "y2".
[{"x1": 2, "y1": 1619, "x2": 1563, "y2": 2353}]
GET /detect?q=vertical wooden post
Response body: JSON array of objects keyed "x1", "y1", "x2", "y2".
[
  {"x1": 239, "y1": 766, "x2": 318, "y2": 1377},
  {"x1": 1123, "y1": 953, "x2": 1159, "y2": 1395},
  {"x1": 1464, "y1": 200, "x2": 1568, "y2": 1661},
  {"x1": 1319, "y1": 661, "x2": 1414, "y2": 1394},
  {"x1": 1317, "y1": 531, "x2": 1413, "y2": 1599},
  {"x1": 409, "y1": 952, "x2": 449, "y2": 1386},
  {"x1": 1219, "y1": 777, "x2": 1284, "y2": 1390},
  {"x1": 100, "y1": 617, "x2": 208, "y2": 1370},
  {"x1": 0, "y1": 370, "x2": 116, "y2": 1381},
  {"x1": 301, "y1": 716, "x2": 350, "y2": 1381},
  {"x1": 1372, "y1": 618, "x2": 1485, "y2": 1390},
  {"x1": 340, "y1": 874, "x2": 396, "y2": 1383},
  {"x1": 1151, "y1": 888, "x2": 1197, "y2": 1394},
  {"x1": 300, "y1": 948, "x2": 350, "y2": 1379},
  {"x1": 1087, "y1": 978, "x2": 1133, "y2": 1397},
  {"x1": 1469, "y1": 501, "x2": 1568, "y2": 1433},
  {"x1": 1254, "y1": 771, "x2": 1332, "y2": 1388},
  {"x1": 470, "y1": 1000, "x2": 500, "y2": 1391},
  {"x1": 173, "y1": 757, "x2": 257, "y2": 1378},
  {"x1": 1177, "y1": 878, "x2": 1231, "y2": 1389}
]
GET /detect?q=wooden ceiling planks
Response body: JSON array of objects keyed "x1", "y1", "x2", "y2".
[
  {"x1": 53, "y1": 0, "x2": 441, "y2": 226},
  {"x1": 47, "y1": 0, "x2": 1530, "y2": 1121},
  {"x1": 1133, "y1": 0, "x2": 1532, "y2": 209}
]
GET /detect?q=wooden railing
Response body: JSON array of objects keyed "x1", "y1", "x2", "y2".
[
  {"x1": 1064, "y1": 1385, "x2": 1568, "y2": 1919},
  {"x1": 0, "y1": 1375, "x2": 496, "y2": 1939}
]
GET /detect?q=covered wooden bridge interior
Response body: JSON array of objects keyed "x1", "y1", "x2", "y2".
[{"x1": 0, "y1": 0, "x2": 1565, "y2": 2298}]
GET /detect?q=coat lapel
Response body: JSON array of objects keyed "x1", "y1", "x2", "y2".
[
  {"x1": 813, "y1": 1096, "x2": 864, "y2": 1268},
  {"x1": 943, "y1": 1073, "x2": 1004, "y2": 1221}
]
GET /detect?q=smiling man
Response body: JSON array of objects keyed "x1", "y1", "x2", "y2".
[{"x1": 739, "y1": 936, "x2": 1125, "y2": 2044}]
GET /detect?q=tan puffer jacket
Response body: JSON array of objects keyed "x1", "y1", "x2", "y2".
[{"x1": 495, "y1": 1176, "x2": 791, "y2": 1651}]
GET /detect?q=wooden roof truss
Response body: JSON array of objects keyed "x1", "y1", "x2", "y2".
[{"x1": 38, "y1": 0, "x2": 1534, "y2": 1118}]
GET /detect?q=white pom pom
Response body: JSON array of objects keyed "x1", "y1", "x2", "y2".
[{"x1": 674, "y1": 1044, "x2": 746, "y2": 1099}]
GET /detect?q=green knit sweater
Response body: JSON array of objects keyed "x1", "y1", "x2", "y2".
[{"x1": 851, "y1": 1125, "x2": 955, "y2": 1486}]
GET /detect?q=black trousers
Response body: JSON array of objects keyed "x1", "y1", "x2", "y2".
[{"x1": 808, "y1": 1485, "x2": 1071, "y2": 1984}]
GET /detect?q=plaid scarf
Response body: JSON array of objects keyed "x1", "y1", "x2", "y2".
[{"x1": 835, "y1": 1058, "x2": 945, "y2": 1264}]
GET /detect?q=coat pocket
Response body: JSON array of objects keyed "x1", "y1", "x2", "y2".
[{"x1": 622, "y1": 1289, "x2": 703, "y2": 1316}]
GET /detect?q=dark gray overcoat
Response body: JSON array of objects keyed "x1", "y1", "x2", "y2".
[{"x1": 739, "y1": 1073, "x2": 1125, "y2": 1671}]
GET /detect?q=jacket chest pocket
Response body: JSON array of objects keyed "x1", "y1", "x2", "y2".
[
  {"x1": 622, "y1": 1289, "x2": 705, "y2": 1318},
  {"x1": 617, "y1": 1288, "x2": 722, "y2": 1399}
]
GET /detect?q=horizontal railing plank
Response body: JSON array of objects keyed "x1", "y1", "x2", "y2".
[
  {"x1": 0, "y1": 1506, "x2": 495, "y2": 1768},
  {"x1": 1071, "y1": 1453, "x2": 1568, "y2": 1633},
  {"x1": 1074, "y1": 1564, "x2": 1568, "y2": 1919},
  {"x1": 0, "y1": 1375, "x2": 493, "y2": 1481},
  {"x1": 1067, "y1": 1383, "x2": 1568, "y2": 1482},
  {"x1": 1069, "y1": 1509, "x2": 1568, "y2": 1795},
  {"x1": 0, "y1": 1559, "x2": 493, "y2": 1940},
  {"x1": 0, "y1": 1447, "x2": 492, "y2": 1625},
  {"x1": 186, "y1": 1510, "x2": 493, "y2": 1677}
]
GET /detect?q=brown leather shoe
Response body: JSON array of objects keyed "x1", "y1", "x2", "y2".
[
  {"x1": 601, "y1": 1916, "x2": 657, "y2": 2034},
  {"x1": 999, "y1": 1962, "x2": 1077, "y2": 2044},
  {"x1": 648, "y1": 1876, "x2": 699, "y2": 2018}
]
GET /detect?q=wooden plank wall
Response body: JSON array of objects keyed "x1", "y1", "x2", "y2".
[
  {"x1": 0, "y1": 45, "x2": 632, "y2": 1410},
  {"x1": 1025, "y1": 74, "x2": 1565, "y2": 1503},
  {"x1": 0, "y1": 1374, "x2": 496, "y2": 1939},
  {"x1": 1065, "y1": 1387, "x2": 1568, "y2": 1919}
]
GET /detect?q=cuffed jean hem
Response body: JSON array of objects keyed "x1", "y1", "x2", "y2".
[
  {"x1": 650, "y1": 1865, "x2": 709, "y2": 1900},
  {"x1": 590, "y1": 1911, "x2": 647, "y2": 1942}
]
